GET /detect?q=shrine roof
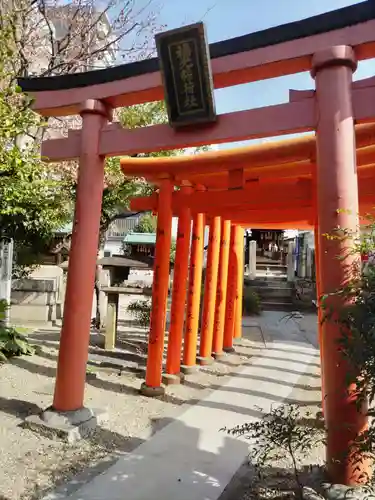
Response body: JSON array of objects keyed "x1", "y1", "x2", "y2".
[
  {"x1": 18, "y1": 2, "x2": 374, "y2": 93},
  {"x1": 97, "y1": 256, "x2": 149, "y2": 268},
  {"x1": 123, "y1": 233, "x2": 157, "y2": 245}
]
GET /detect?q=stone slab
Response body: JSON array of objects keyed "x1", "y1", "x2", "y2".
[
  {"x1": 11, "y1": 290, "x2": 56, "y2": 306},
  {"x1": 10, "y1": 304, "x2": 56, "y2": 324},
  {"x1": 320, "y1": 483, "x2": 373, "y2": 500},
  {"x1": 24, "y1": 406, "x2": 108, "y2": 444},
  {"x1": 162, "y1": 373, "x2": 184, "y2": 385},
  {"x1": 12, "y1": 278, "x2": 58, "y2": 293}
]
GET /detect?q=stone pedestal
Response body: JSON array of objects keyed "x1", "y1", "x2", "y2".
[
  {"x1": 24, "y1": 406, "x2": 108, "y2": 443},
  {"x1": 287, "y1": 241, "x2": 295, "y2": 282},
  {"x1": 306, "y1": 247, "x2": 313, "y2": 278},
  {"x1": 248, "y1": 240, "x2": 257, "y2": 279},
  {"x1": 11, "y1": 277, "x2": 59, "y2": 325}
]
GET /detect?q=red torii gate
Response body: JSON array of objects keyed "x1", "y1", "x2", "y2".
[{"x1": 18, "y1": 1, "x2": 375, "y2": 485}]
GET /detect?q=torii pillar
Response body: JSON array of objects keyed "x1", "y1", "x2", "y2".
[
  {"x1": 141, "y1": 179, "x2": 173, "y2": 397},
  {"x1": 181, "y1": 204, "x2": 205, "y2": 373},
  {"x1": 312, "y1": 46, "x2": 369, "y2": 485},
  {"x1": 212, "y1": 219, "x2": 231, "y2": 359},
  {"x1": 223, "y1": 224, "x2": 240, "y2": 353},
  {"x1": 164, "y1": 185, "x2": 192, "y2": 384},
  {"x1": 29, "y1": 100, "x2": 112, "y2": 433},
  {"x1": 198, "y1": 216, "x2": 221, "y2": 365},
  {"x1": 233, "y1": 227, "x2": 244, "y2": 341}
]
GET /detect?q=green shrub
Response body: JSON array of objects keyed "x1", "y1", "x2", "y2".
[
  {"x1": 223, "y1": 404, "x2": 323, "y2": 499},
  {"x1": 243, "y1": 287, "x2": 261, "y2": 315},
  {"x1": 0, "y1": 300, "x2": 35, "y2": 362},
  {"x1": 127, "y1": 299, "x2": 152, "y2": 328},
  {"x1": 0, "y1": 298, "x2": 7, "y2": 324},
  {"x1": 170, "y1": 241, "x2": 176, "y2": 265}
]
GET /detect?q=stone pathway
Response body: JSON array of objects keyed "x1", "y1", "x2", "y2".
[{"x1": 42, "y1": 311, "x2": 320, "y2": 500}]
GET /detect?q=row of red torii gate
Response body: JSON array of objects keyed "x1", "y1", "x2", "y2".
[{"x1": 18, "y1": 1, "x2": 375, "y2": 486}]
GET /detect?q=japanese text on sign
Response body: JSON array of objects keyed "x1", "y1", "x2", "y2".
[{"x1": 169, "y1": 39, "x2": 205, "y2": 115}]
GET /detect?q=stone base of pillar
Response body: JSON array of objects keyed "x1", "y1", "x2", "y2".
[
  {"x1": 223, "y1": 346, "x2": 235, "y2": 353},
  {"x1": 212, "y1": 351, "x2": 226, "y2": 361},
  {"x1": 197, "y1": 356, "x2": 214, "y2": 366},
  {"x1": 24, "y1": 406, "x2": 108, "y2": 444},
  {"x1": 162, "y1": 373, "x2": 185, "y2": 385},
  {"x1": 320, "y1": 483, "x2": 369, "y2": 500},
  {"x1": 180, "y1": 364, "x2": 199, "y2": 375},
  {"x1": 140, "y1": 382, "x2": 165, "y2": 397}
]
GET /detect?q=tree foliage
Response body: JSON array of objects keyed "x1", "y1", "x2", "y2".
[
  {"x1": 127, "y1": 298, "x2": 152, "y2": 328},
  {"x1": 0, "y1": 0, "x2": 162, "y2": 77},
  {"x1": 133, "y1": 213, "x2": 157, "y2": 233},
  {"x1": 65, "y1": 100, "x2": 185, "y2": 242},
  {"x1": 0, "y1": 1, "x2": 208, "y2": 276},
  {"x1": 0, "y1": 1, "x2": 164, "y2": 274},
  {"x1": 0, "y1": 17, "x2": 70, "y2": 272}
]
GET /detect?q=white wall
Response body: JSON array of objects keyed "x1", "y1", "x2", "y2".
[
  {"x1": 103, "y1": 239, "x2": 123, "y2": 257},
  {"x1": 172, "y1": 217, "x2": 178, "y2": 238}
]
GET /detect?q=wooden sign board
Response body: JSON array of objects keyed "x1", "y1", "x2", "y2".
[{"x1": 155, "y1": 22, "x2": 216, "y2": 128}]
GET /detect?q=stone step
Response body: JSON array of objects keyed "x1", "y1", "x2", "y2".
[
  {"x1": 254, "y1": 286, "x2": 293, "y2": 299},
  {"x1": 256, "y1": 262, "x2": 287, "y2": 271},
  {"x1": 256, "y1": 267, "x2": 287, "y2": 274},
  {"x1": 246, "y1": 277, "x2": 291, "y2": 287},
  {"x1": 261, "y1": 300, "x2": 295, "y2": 312},
  {"x1": 253, "y1": 273, "x2": 288, "y2": 281}
]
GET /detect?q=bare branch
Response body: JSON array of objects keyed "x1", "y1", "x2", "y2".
[{"x1": 3, "y1": 0, "x2": 162, "y2": 78}]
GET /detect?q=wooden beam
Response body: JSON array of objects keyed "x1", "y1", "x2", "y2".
[
  {"x1": 173, "y1": 180, "x2": 312, "y2": 214},
  {"x1": 41, "y1": 88, "x2": 375, "y2": 164},
  {"x1": 42, "y1": 99, "x2": 315, "y2": 162},
  {"x1": 184, "y1": 161, "x2": 313, "y2": 188},
  {"x1": 191, "y1": 159, "x2": 375, "y2": 189},
  {"x1": 130, "y1": 193, "x2": 158, "y2": 212},
  {"x1": 129, "y1": 173, "x2": 375, "y2": 215},
  {"x1": 118, "y1": 123, "x2": 375, "y2": 179}
]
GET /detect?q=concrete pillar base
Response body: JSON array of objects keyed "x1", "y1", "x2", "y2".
[
  {"x1": 197, "y1": 356, "x2": 214, "y2": 366},
  {"x1": 223, "y1": 346, "x2": 235, "y2": 353},
  {"x1": 162, "y1": 373, "x2": 185, "y2": 385},
  {"x1": 180, "y1": 364, "x2": 199, "y2": 375},
  {"x1": 140, "y1": 382, "x2": 165, "y2": 397},
  {"x1": 24, "y1": 406, "x2": 108, "y2": 444},
  {"x1": 212, "y1": 351, "x2": 226, "y2": 361},
  {"x1": 321, "y1": 483, "x2": 369, "y2": 500}
]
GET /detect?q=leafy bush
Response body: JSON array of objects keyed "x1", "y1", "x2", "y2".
[
  {"x1": 243, "y1": 286, "x2": 261, "y2": 315},
  {"x1": 133, "y1": 213, "x2": 157, "y2": 233},
  {"x1": 223, "y1": 404, "x2": 323, "y2": 499},
  {"x1": 127, "y1": 299, "x2": 152, "y2": 328},
  {"x1": 0, "y1": 300, "x2": 34, "y2": 362},
  {"x1": 170, "y1": 241, "x2": 176, "y2": 265},
  {"x1": 0, "y1": 298, "x2": 7, "y2": 324}
]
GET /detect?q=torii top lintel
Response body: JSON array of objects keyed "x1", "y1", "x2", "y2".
[
  {"x1": 119, "y1": 123, "x2": 375, "y2": 186},
  {"x1": 17, "y1": 1, "x2": 375, "y2": 116}
]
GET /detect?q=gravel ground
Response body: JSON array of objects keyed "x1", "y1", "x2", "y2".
[{"x1": 0, "y1": 311, "x2": 264, "y2": 500}]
